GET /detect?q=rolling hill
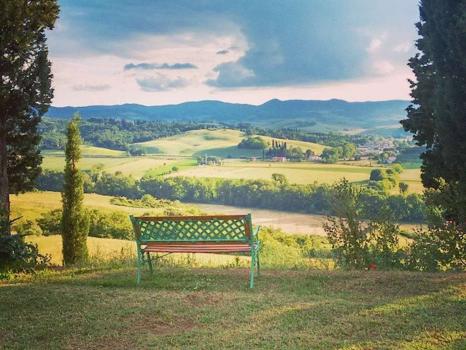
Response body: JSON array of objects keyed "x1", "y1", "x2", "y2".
[
  {"x1": 132, "y1": 129, "x2": 326, "y2": 157},
  {"x1": 47, "y1": 98, "x2": 409, "y2": 135}
]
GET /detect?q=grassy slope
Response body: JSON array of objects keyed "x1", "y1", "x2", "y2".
[
  {"x1": 43, "y1": 145, "x2": 128, "y2": 157},
  {"x1": 133, "y1": 129, "x2": 326, "y2": 157},
  {"x1": 1, "y1": 267, "x2": 464, "y2": 349},
  {"x1": 10, "y1": 191, "x2": 201, "y2": 221},
  {"x1": 42, "y1": 154, "x2": 181, "y2": 178}
]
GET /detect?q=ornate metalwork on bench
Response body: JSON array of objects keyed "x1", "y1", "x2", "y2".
[{"x1": 130, "y1": 214, "x2": 261, "y2": 288}]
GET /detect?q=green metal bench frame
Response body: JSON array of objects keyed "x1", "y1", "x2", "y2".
[{"x1": 129, "y1": 214, "x2": 261, "y2": 288}]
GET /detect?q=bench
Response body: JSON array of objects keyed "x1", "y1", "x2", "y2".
[{"x1": 129, "y1": 214, "x2": 261, "y2": 288}]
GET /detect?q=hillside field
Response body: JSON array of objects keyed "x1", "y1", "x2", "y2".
[{"x1": 133, "y1": 129, "x2": 326, "y2": 157}]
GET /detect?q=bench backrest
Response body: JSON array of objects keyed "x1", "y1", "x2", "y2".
[{"x1": 130, "y1": 214, "x2": 253, "y2": 243}]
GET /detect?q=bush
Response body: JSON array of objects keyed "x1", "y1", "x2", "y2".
[
  {"x1": 37, "y1": 209, "x2": 62, "y2": 235},
  {"x1": 370, "y1": 168, "x2": 386, "y2": 181},
  {"x1": 88, "y1": 209, "x2": 134, "y2": 240},
  {"x1": 14, "y1": 220, "x2": 43, "y2": 236},
  {"x1": 0, "y1": 234, "x2": 50, "y2": 273},
  {"x1": 407, "y1": 214, "x2": 466, "y2": 271},
  {"x1": 36, "y1": 208, "x2": 135, "y2": 240},
  {"x1": 324, "y1": 180, "x2": 405, "y2": 270}
]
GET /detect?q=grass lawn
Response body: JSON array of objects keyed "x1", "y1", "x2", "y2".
[{"x1": 0, "y1": 267, "x2": 464, "y2": 349}]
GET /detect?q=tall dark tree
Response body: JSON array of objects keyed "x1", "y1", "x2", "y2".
[
  {"x1": 0, "y1": 1, "x2": 59, "y2": 235},
  {"x1": 401, "y1": 1, "x2": 466, "y2": 225},
  {"x1": 61, "y1": 115, "x2": 89, "y2": 265}
]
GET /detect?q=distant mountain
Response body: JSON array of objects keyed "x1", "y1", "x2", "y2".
[{"x1": 47, "y1": 99, "x2": 410, "y2": 135}]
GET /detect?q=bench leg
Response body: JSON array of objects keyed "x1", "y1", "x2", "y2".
[
  {"x1": 147, "y1": 252, "x2": 154, "y2": 275},
  {"x1": 249, "y1": 251, "x2": 256, "y2": 289},
  {"x1": 256, "y1": 252, "x2": 260, "y2": 276},
  {"x1": 136, "y1": 245, "x2": 143, "y2": 285}
]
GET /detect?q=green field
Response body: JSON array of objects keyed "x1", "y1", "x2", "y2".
[
  {"x1": 171, "y1": 160, "x2": 375, "y2": 185},
  {"x1": 133, "y1": 129, "x2": 325, "y2": 157},
  {"x1": 1, "y1": 265, "x2": 464, "y2": 349}
]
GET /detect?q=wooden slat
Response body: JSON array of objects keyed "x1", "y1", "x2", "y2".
[
  {"x1": 142, "y1": 242, "x2": 252, "y2": 253},
  {"x1": 143, "y1": 247, "x2": 251, "y2": 253}
]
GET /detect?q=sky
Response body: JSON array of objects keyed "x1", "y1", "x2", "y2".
[{"x1": 47, "y1": 0, "x2": 420, "y2": 106}]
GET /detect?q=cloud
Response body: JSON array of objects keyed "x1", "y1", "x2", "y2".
[
  {"x1": 367, "y1": 38, "x2": 383, "y2": 53},
  {"x1": 124, "y1": 62, "x2": 197, "y2": 70},
  {"x1": 49, "y1": 0, "x2": 419, "y2": 92},
  {"x1": 206, "y1": 62, "x2": 254, "y2": 87},
  {"x1": 136, "y1": 74, "x2": 189, "y2": 91},
  {"x1": 72, "y1": 84, "x2": 111, "y2": 92}
]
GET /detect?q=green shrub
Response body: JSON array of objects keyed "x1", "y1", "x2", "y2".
[
  {"x1": 37, "y1": 209, "x2": 62, "y2": 235},
  {"x1": 258, "y1": 227, "x2": 331, "y2": 268},
  {"x1": 0, "y1": 234, "x2": 50, "y2": 273},
  {"x1": 14, "y1": 220, "x2": 43, "y2": 236},
  {"x1": 324, "y1": 180, "x2": 405, "y2": 270},
  {"x1": 88, "y1": 209, "x2": 133, "y2": 240},
  {"x1": 407, "y1": 216, "x2": 466, "y2": 271}
]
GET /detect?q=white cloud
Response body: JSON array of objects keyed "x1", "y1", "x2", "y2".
[
  {"x1": 372, "y1": 60, "x2": 396, "y2": 75},
  {"x1": 367, "y1": 38, "x2": 382, "y2": 53},
  {"x1": 393, "y1": 42, "x2": 412, "y2": 53},
  {"x1": 137, "y1": 74, "x2": 190, "y2": 92}
]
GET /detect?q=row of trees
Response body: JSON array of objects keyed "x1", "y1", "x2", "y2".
[
  {"x1": 36, "y1": 171, "x2": 426, "y2": 222},
  {"x1": 321, "y1": 143, "x2": 357, "y2": 163},
  {"x1": 240, "y1": 126, "x2": 371, "y2": 148}
]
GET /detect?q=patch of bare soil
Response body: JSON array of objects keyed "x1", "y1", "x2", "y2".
[{"x1": 65, "y1": 313, "x2": 197, "y2": 350}]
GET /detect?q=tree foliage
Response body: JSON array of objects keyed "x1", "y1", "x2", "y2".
[
  {"x1": 401, "y1": 0, "x2": 466, "y2": 225},
  {"x1": 61, "y1": 115, "x2": 89, "y2": 265},
  {"x1": 0, "y1": 0, "x2": 59, "y2": 234},
  {"x1": 237, "y1": 136, "x2": 268, "y2": 149}
]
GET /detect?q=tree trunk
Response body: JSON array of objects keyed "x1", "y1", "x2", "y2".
[{"x1": 0, "y1": 133, "x2": 10, "y2": 236}]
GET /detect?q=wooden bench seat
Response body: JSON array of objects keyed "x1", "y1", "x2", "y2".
[
  {"x1": 142, "y1": 243, "x2": 253, "y2": 253},
  {"x1": 130, "y1": 214, "x2": 261, "y2": 288}
]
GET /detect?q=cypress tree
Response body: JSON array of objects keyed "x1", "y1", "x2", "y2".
[
  {"x1": 61, "y1": 115, "x2": 89, "y2": 265},
  {"x1": 0, "y1": 1, "x2": 59, "y2": 235},
  {"x1": 401, "y1": 0, "x2": 466, "y2": 225}
]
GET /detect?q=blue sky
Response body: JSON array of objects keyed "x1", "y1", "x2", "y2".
[{"x1": 47, "y1": 0, "x2": 420, "y2": 106}]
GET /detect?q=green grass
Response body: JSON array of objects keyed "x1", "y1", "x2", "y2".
[
  {"x1": 1, "y1": 266, "x2": 464, "y2": 349},
  {"x1": 144, "y1": 159, "x2": 197, "y2": 177},
  {"x1": 42, "y1": 154, "x2": 180, "y2": 178},
  {"x1": 133, "y1": 129, "x2": 325, "y2": 157}
]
